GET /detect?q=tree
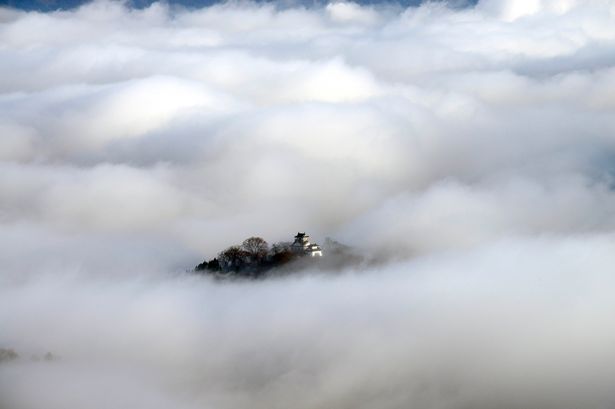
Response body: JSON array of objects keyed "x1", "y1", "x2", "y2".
[
  {"x1": 195, "y1": 257, "x2": 221, "y2": 272},
  {"x1": 206, "y1": 258, "x2": 221, "y2": 271},
  {"x1": 218, "y1": 246, "x2": 249, "y2": 271},
  {"x1": 195, "y1": 260, "x2": 208, "y2": 271},
  {"x1": 0, "y1": 348, "x2": 18, "y2": 363},
  {"x1": 242, "y1": 237, "x2": 269, "y2": 262},
  {"x1": 270, "y1": 241, "x2": 296, "y2": 265},
  {"x1": 271, "y1": 241, "x2": 292, "y2": 254}
]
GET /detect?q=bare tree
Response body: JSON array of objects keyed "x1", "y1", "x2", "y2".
[
  {"x1": 242, "y1": 237, "x2": 269, "y2": 262},
  {"x1": 218, "y1": 246, "x2": 248, "y2": 271},
  {"x1": 270, "y1": 241, "x2": 296, "y2": 265}
]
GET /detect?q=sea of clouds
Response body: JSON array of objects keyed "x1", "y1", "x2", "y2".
[{"x1": 2, "y1": 0, "x2": 615, "y2": 408}]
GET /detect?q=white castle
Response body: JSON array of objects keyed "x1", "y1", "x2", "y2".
[{"x1": 291, "y1": 232, "x2": 323, "y2": 257}]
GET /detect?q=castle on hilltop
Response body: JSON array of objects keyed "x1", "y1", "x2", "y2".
[{"x1": 291, "y1": 232, "x2": 323, "y2": 257}]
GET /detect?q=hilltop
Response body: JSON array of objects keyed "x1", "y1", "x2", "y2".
[{"x1": 194, "y1": 233, "x2": 362, "y2": 279}]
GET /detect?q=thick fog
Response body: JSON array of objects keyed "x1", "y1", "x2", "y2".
[{"x1": 2, "y1": 0, "x2": 615, "y2": 408}]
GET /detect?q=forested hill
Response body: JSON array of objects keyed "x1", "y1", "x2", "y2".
[{"x1": 194, "y1": 236, "x2": 363, "y2": 279}]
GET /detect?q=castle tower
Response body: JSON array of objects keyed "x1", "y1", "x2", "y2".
[{"x1": 291, "y1": 232, "x2": 322, "y2": 257}]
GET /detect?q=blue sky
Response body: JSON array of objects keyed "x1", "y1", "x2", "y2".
[{"x1": 1, "y1": 0, "x2": 478, "y2": 12}]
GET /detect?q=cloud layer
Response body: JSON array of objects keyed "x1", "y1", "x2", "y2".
[{"x1": 2, "y1": 0, "x2": 615, "y2": 407}]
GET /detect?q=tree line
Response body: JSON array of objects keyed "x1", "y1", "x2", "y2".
[{"x1": 195, "y1": 236, "x2": 304, "y2": 278}]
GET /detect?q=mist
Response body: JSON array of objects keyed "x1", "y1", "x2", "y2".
[{"x1": 2, "y1": 0, "x2": 615, "y2": 407}]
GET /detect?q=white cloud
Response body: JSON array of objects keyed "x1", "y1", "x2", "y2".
[
  {"x1": 326, "y1": 1, "x2": 382, "y2": 24},
  {"x1": 2, "y1": 0, "x2": 615, "y2": 407},
  {"x1": 4, "y1": 236, "x2": 615, "y2": 409}
]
